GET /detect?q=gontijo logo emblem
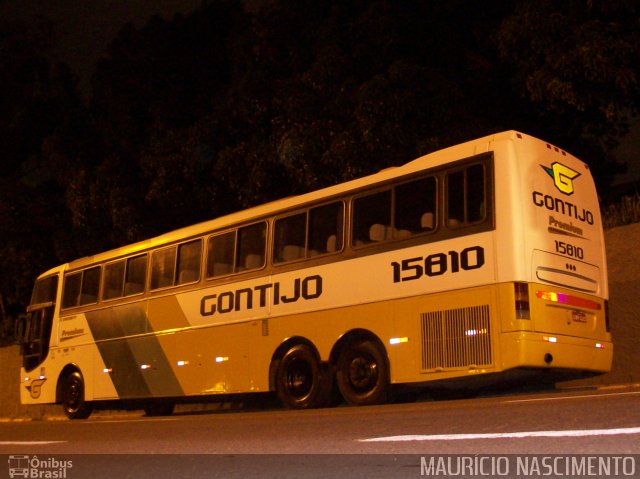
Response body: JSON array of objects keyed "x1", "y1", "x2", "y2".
[{"x1": 541, "y1": 162, "x2": 580, "y2": 195}]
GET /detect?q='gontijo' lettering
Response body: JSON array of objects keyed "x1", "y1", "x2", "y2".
[
  {"x1": 532, "y1": 191, "x2": 594, "y2": 225},
  {"x1": 200, "y1": 275, "x2": 323, "y2": 316}
]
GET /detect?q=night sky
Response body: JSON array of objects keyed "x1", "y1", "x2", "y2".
[
  {"x1": 1, "y1": 0, "x2": 639, "y2": 323},
  {"x1": 2, "y1": 0, "x2": 637, "y2": 182},
  {"x1": 0, "y1": 0, "x2": 203, "y2": 94}
]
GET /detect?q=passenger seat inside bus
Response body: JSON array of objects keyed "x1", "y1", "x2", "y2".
[
  {"x1": 178, "y1": 270, "x2": 199, "y2": 285},
  {"x1": 211, "y1": 263, "x2": 232, "y2": 276},
  {"x1": 244, "y1": 254, "x2": 263, "y2": 270},
  {"x1": 326, "y1": 235, "x2": 337, "y2": 253},
  {"x1": 421, "y1": 212, "x2": 435, "y2": 230},
  {"x1": 124, "y1": 282, "x2": 144, "y2": 296},
  {"x1": 282, "y1": 245, "x2": 304, "y2": 262},
  {"x1": 369, "y1": 223, "x2": 393, "y2": 242}
]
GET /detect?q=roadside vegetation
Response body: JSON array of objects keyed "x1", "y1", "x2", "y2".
[
  {"x1": 603, "y1": 193, "x2": 640, "y2": 229},
  {"x1": 1, "y1": 1, "x2": 639, "y2": 345},
  {"x1": 0, "y1": 297, "x2": 14, "y2": 347}
]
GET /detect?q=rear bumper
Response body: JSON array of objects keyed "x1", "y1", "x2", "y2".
[{"x1": 500, "y1": 331, "x2": 613, "y2": 373}]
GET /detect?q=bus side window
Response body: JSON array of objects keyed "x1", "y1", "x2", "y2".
[
  {"x1": 80, "y1": 267, "x2": 101, "y2": 305},
  {"x1": 124, "y1": 254, "x2": 147, "y2": 295},
  {"x1": 151, "y1": 247, "x2": 177, "y2": 290},
  {"x1": 177, "y1": 240, "x2": 202, "y2": 285},
  {"x1": 309, "y1": 201, "x2": 343, "y2": 257},
  {"x1": 62, "y1": 272, "x2": 82, "y2": 308},
  {"x1": 62, "y1": 267, "x2": 100, "y2": 308},
  {"x1": 237, "y1": 222, "x2": 266, "y2": 272},
  {"x1": 103, "y1": 260, "x2": 126, "y2": 300},
  {"x1": 274, "y1": 212, "x2": 306, "y2": 263},
  {"x1": 446, "y1": 163, "x2": 486, "y2": 227},
  {"x1": 352, "y1": 190, "x2": 392, "y2": 246},
  {"x1": 395, "y1": 176, "x2": 437, "y2": 236},
  {"x1": 104, "y1": 254, "x2": 147, "y2": 299},
  {"x1": 207, "y1": 231, "x2": 235, "y2": 278},
  {"x1": 447, "y1": 170, "x2": 465, "y2": 226},
  {"x1": 467, "y1": 164, "x2": 485, "y2": 222}
]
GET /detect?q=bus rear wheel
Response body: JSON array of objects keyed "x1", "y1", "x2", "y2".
[
  {"x1": 61, "y1": 371, "x2": 93, "y2": 420},
  {"x1": 276, "y1": 344, "x2": 331, "y2": 409},
  {"x1": 336, "y1": 339, "x2": 390, "y2": 406}
]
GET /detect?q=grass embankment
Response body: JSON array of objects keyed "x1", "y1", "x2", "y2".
[{"x1": 603, "y1": 193, "x2": 640, "y2": 229}]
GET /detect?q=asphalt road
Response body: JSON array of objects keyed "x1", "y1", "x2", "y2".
[{"x1": 2, "y1": 386, "x2": 639, "y2": 478}]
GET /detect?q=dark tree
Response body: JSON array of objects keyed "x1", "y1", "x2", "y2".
[{"x1": 2, "y1": 0, "x2": 640, "y2": 343}]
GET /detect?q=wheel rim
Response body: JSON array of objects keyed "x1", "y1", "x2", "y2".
[
  {"x1": 347, "y1": 354, "x2": 378, "y2": 392},
  {"x1": 285, "y1": 358, "x2": 313, "y2": 399}
]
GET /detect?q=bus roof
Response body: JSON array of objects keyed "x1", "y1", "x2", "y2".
[{"x1": 56, "y1": 130, "x2": 532, "y2": 273}]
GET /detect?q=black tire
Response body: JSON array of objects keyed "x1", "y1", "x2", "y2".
[
  {"x1": 61, "y1": 371, "x2": 93, "y2": 420},
  {"x1": 336, "y1": 339, "x2": 390, "y2": 406},
  {"x1": 276, "y1": 344, "x2": 332, "y2": 409},
  {"x1": 144, "y1": 401, "x2": 175, "y2": 417}
]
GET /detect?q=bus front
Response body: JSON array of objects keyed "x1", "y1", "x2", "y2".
[
  {"x1": 496, "y1": 132, "x2": 612, "y2": 378},
  {"x1": 16, "y1": 268, "x2": 62, "y2": 407}
]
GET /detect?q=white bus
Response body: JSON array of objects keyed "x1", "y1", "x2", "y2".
[{"x1": 16, "y1": 131, "x2": 612, "y2": 418}]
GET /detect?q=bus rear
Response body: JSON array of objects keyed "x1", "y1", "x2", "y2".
[{"x1": 494, "y1": 132, "x2": 612, "y2": 376}]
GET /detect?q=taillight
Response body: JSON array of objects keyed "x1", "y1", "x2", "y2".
[
  {"x1": 605, "y1": 300, "x2": 610, "y2": 332},
  {"x1": 515, "y1": 282, "x2": 530, "y2": 320}
]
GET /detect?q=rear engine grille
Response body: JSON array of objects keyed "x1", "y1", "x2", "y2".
[{"x1": 420, "y1": 305, "x2": 492, "y2": 371}]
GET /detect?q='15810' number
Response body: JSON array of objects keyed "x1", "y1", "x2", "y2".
[
  {"x1": 391, "y1": 246, "x2": 485, "y2": 283},
  {"x1": 555, "y1": 240, "x2": 584, "y2": 259}
]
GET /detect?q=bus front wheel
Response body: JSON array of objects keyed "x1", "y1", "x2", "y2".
[
  {"x1": 61, "y1": 371, "x2": 93, "y2": 420},
  {"x1": 336, "y1": 339, "x2": 390, "y2": 406},
  {"x1": 276, "y1": 344, "x2": 331, "y2": 409}
]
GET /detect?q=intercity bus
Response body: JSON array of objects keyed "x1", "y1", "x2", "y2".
[{"x1": 16, "y1": 131, "x2": 612, "y2": 418}]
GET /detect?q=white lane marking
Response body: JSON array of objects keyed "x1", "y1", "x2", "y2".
[
  {"x1": 360, "y1": 427, "x2": 640, "y2": 442},
  {"x1": 91, "y1": 417, "x2": 180, "y2": 424},
  {"x1": 504, "y1": 390, "x2": 640, "y2": 404},
  {"x1": 0, "y1": 441, "x2": 66, "y2": 445}
]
